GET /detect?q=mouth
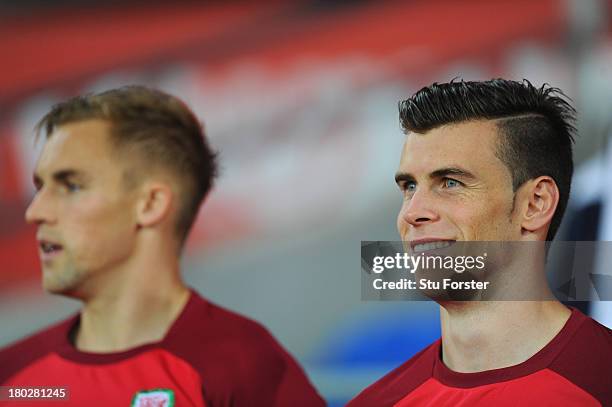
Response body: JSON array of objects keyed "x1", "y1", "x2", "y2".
[
  {"x1": 410, "y1": 239, "x2": 456, "y2": 253},
  {"x1": 38, "y1": 239, "x2": 64, "y2": 261}
]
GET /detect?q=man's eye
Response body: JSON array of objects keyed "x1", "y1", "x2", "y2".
[
  {"x1": 399, "y1": 181, "x2": 416, "y2": 192},
  {"x1": 443, "y1": 178, "x2": 461, "y2": 188},
  {"x1": 64, "y1": 182, "x2": 81, "y2": 192}
]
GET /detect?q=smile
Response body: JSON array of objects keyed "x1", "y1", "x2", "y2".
[{"x1": 411, "y1": 240, "x2": 455, "y2": 253}]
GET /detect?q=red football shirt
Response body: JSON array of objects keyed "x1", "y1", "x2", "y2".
[
  {"x1": 0, "y1": 290, "x2": 325, "y2": 406},
  {"x1": 348, "y1": 307, "x2": 611, "y2": 406}
]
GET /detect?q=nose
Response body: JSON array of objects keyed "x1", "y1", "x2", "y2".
[
  {"x1": 397, "y1": 188, "x2": 440, "y2": 230},
  {"x1": 25, "y1": 188, "x2": 55, "y2": 225}
]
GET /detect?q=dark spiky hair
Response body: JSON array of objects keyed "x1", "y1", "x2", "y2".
[{"x1": 399, "y1": 79, "x2": 577, "y2": 240}]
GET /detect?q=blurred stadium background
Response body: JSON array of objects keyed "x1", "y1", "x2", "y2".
[{"x1": 1, "y1": 0, "x2": 611, "y2": 405}]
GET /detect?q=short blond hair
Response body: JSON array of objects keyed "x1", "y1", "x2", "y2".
[{"x1": 36, "y1": 86, "x2": 218, "y2": 244}]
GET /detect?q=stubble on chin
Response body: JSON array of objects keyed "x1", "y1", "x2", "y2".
[{"x1": 42, "y1": 263, "x2": 85, "y2": 295}]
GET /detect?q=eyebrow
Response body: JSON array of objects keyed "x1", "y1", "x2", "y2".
[
  {"x1": 395, "y1": 167, "x2": 477, "y2": 184},
  {"x1": 33, "y1": 169, "x2": 86, "y2": 187}
]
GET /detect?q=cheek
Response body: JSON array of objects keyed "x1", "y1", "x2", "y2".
[
  {"x1": 64, "y1": 198, "x2": 136, "y2": 266},
  {"x1": 466, "y1": 195, "x2": 514, "y2": 239}
]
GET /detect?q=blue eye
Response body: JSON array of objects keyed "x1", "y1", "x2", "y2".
[
  {"x1": 406, "y1": 181, "x2": 417, "y2": 191},
  {"x1": 444, "y1": 178, "x2": 460, "y2": 188}
]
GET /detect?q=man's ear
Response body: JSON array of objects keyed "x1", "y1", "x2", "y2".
[
  {"x1": 519, "y1": 176, "x2": 559, "y2": 237},
  {"x1": 135, "y1": 182, "x2": 173, "y2": 229}
]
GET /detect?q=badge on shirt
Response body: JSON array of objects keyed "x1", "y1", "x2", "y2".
[{"x1": 131, "y1": 389, "x2": 175, "y2": 407}]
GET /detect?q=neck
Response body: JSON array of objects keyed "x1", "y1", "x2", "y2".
[
  {"x1": 74, "y1": 241, "x2": 190, "y2": 353},
  {"x1": 440, "y1": 301, "x2": 571, "y2": 372}
]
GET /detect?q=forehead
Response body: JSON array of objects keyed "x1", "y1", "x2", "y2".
[
  {"x1": 35, "y1": 119, "x2": 119, "y2": 176},
  {"x1": 398, "y1": 120, "x2": 504, "y2": 176}
]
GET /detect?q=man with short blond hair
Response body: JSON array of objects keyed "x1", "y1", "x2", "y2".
[{"x1": 0, "y1": 86, "x2": 324, "y2": 406}]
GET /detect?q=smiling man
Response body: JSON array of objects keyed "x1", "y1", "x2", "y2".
[
  {"x1": 0, "y1": 86, "x2": 324, "y2": 406},
  {"x1": 349, "y1": 79, "x2": 611, "y2": 406}
]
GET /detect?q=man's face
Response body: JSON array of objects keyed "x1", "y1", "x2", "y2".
[
  {"x1": 396, "y1": 120, "x2": 519, "y2": 245},
  {"x1": 25, "y1": 119, "x2": 138, "y2": 296}
]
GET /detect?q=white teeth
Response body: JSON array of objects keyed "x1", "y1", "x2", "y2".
[{"x1": 414, "y1": 241, "x2": 452, "y2": 253}]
